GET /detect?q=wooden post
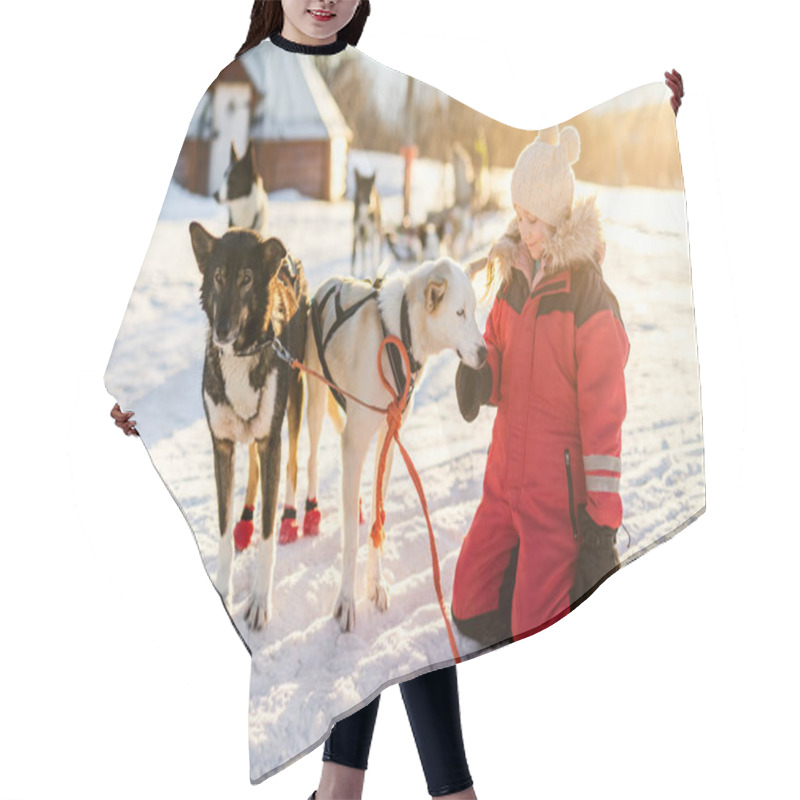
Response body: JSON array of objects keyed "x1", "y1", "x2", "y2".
[
  {"x1": 401, "y1": 75, "x2": 417, "y2": 229},
  {"x1": 399, "y1": 144, "x2": 418, "y2": 229}
]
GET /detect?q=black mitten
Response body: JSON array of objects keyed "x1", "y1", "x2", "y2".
[
  {"x1": 455, "y1": 361, "x2": 492, "y2": 422},
  {"x1": 570, "y1": 504, "x2": 621, "y2": 608}
]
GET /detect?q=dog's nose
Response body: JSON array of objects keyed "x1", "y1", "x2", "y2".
[
  {"x1": 213, "y1": 190, "x2": 220, "y2": 202},
  {"x1": 216, "y1": 318, "x2": 233, "y2": 342},
  {"x1": 477, "y1": 344, "x2": 488, "y2": 366}
]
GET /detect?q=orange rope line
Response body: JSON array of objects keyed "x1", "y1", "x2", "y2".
[{"x1": 287, "y1": 339, "x2": 461, "y2": 664}]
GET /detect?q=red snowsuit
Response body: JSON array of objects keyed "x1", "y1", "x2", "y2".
[{"x1": 452, "y1": 198, "x2": 630, "y2": 642}]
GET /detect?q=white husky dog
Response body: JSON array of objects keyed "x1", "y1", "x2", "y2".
[{"x1": 303, "y1": 257, "x2": 487, "y2": 632}]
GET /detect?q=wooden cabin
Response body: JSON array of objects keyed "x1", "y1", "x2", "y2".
[{"x1": 175, "y1": 43, "x2": 352, "y2": 201}]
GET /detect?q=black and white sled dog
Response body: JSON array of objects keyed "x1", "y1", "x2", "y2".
[
  {"x1": 352, "y1": 169, "x2": 383, "y2": 279},
  {"x1": 189, "y1": 222, "x2": 308, "y2": 631},
  {"x1": 302, "y1": 257, "x2": 487, "y2": 632},
  {"x1": 214, "y1": 140, "x2": 269, "y2": 238}
]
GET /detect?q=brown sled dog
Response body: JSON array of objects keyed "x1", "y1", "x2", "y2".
[{"x1": 190, "y1": 223, "x2": 307, "y2": 631}]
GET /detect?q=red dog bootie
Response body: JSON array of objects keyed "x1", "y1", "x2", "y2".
[
  {"x1": 279, "y1": 506, "x2": 299, "y2": 544},
  {"x1": 303, "y1": 498, "x2": 321, "y2": 537},
  {"x1": 233, "y1": 505, "x2": 255, "y2": 551}
]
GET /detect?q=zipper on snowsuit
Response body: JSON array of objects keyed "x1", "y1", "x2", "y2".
[{"x1": 564, "y1": 449, "x2": 578, "y2": 540}]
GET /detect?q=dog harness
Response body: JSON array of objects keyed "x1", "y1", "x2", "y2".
[{"x1": 310, "y1": 278, "x2": 421, "y2": 412}]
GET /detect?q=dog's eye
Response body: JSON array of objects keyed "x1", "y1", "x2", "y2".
[
  {"x1": 456, "y1": 308, "x2": 465, "y2": 318},
  {"x1": 241, "y1": 272, "x2": 253, "y2": 287},
  {"x1": 214, "y1": 270, "x2": 223, "y2": 285}
]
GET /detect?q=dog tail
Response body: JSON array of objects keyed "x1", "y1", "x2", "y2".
[{"x1": 327, "y1": 389, "x2": 345, "y2": 435}]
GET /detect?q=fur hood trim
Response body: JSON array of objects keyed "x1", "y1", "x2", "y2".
[
  {"x1": 540, "y1": 193, "x2": 603, "y2": 276},
  {"x1": 489, "y1": 194, "x2": 603, "y2": 285}
]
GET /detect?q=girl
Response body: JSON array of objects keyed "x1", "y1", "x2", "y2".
[{"x1": 451, "y1": 123, "x2": 631, "y2": 646}]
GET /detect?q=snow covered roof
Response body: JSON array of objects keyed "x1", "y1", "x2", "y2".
[{"x1": 239, "y1": 40, "x2": 352, "y2": 142}]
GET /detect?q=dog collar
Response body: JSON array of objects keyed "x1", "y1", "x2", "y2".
[
  {"x1": 378, "y1": 291, "x2": 422, "y2": 404},
  {"x1": 400, "y1": 293, "x2": 422, "y2": 375},
  {"x1": 219, "y1": 321, "x2": 277, "y2": 358}
]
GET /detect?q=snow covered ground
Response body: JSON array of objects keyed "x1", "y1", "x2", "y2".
[{"x1": 104, "y1": 149, "x2": 704, "y2": 782}]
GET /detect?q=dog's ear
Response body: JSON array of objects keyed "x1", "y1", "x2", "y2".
[
  {"x1": 260, "y1": 237, "x2": 288, "y2": 273},
  {"x1": 229, "y1": 141, "x2": 239, "y2": 164},
  {"x1": 189, "y1": 222, "x2": 217, "y2": 274},
  {"x1": 425, "y1": 276, "x2": 448, "y2": 312},
  {"x1": 246, "y1": 139, "x2": 258, "y2": 169}
]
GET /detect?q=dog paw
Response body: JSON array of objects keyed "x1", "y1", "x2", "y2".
[
  {"x1": 279, "y1": 516, "x2": 299, "y2": 545},
  {"x1": 303, "y1": 507, "x2": 321, "y2": 537},
  {"x1": 333, "y1": 592, "x2": 356, "y2": 632},
  {"x1": 233, "y1": 518, "x2": 255, "y2": 551},
  {"x1": 367, "y1": 576, "x2": 391, "y2": 613},
  {"x1": 244, "y1": 592, "x2": 270, "y2": 630}
]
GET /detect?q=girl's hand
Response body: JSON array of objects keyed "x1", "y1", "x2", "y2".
[
  {"x1": 665, "y1": 69, "x2": 683, "y2": 116},
  {"x1": 455, "y1": 361, "x2": 493, "y2": 422},
  {"x1": 110, "y1": 403, "x2": 139, "y2": 437}
]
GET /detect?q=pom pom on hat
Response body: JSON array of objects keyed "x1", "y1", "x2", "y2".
[
  {"x1": 559, "y1": 126, "x2": 581, "y2": 165},
  {"x1": 511, "y1": 125, "x2": 582, "y2": 228},
  {"x1": 537, "y1": 125, "x2": 560, "y2": 146}
]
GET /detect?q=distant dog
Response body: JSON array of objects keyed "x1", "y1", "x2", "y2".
[
  {"x1": 352, "y1": 169, "x2": 383, "y2": 279},
  {"x1": 421, "y1": 207, "x2": 467, "y2": 259},
  {"x1": 416, "y1": 220, "x2": 444, "y2": 261},
  {"x1": 384, "y1": 215, "x2": 448, "y2": 264},
  {"x1": 303, "y1": 257, "x2": 487, "y2": 632},
  {"x1": 385, "y1": 208, "x2": 470, "y2": 265},
  {"x1": 214, "y1": 140, "x2": 269, "y2": 238},
  {"x1": 189, "y1": 223, "x2": 308, "y2": 631}
]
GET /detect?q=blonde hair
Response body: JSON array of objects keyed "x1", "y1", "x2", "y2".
[{"x1": 478, "y1": 215, "x2": 555, "y2": 303}]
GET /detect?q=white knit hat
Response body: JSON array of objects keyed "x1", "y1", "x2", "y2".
[{"x1": 510, "y1": 125, "x2": 581, "y2": 228}]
